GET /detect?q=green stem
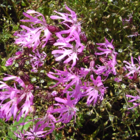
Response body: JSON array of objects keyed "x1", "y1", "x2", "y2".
[
  {"x1": 1, "y1": 7, "x2": 11, "y2": 20},
  {"x1": 7, "y1": 0, "x2": 19, "y2": 22},
  {"x1": 23, "y1": 0, "x2": 30, "y2": 6}
]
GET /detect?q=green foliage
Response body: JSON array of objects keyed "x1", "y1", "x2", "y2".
[
  {"x1": 0, "y1": 116, "x2": 32, "y2": 139},
  {"x1": 0, "y1": 119, "x2": 9, "y2": 139},
  {"x1": 0, "y1": 0, "x2": 140, "y2": 139},
  {"x1": 8, "y1": 116, "x2": 32, "y2": 139}
]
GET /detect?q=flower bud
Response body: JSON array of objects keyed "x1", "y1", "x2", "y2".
[
  {"x1": 88, "y1": 44, "x2": 94, "y2": 50},
  {"x1": 47, "y1": 37, "x2": 56, "y2": 45},
  {"x1": 21, "y1": 73, "x2": 30, "y2": 83},
  {"x1": 48, "y1": 25, "x2": 60, "y2": 32},
  {"x1": 83, "y1": 56, "x2": 90, "y2": 63},
  {"x1": 133, "y1": 72, "x2": 138, "y2": 81},
  {"x1": 80, "y1": 32, "x2": 87, "y2": 42}
]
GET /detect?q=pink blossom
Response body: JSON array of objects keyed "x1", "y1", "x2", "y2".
[
  {"x1": 47, "y1": 67, "x2": 83, "y2": 92},
  {"x1": 83, "y1": 75, "x2": 106, "y2": 106},
  {"x1": 48, "y1": 95, "x2": 77, "y2": 124},
  {"x1": 126, "y1": 95, "x2": 140, "y2": 109},
  {"x1": 14, "y1": 10, "x2": 52, "y2": 51},
  {"x1": 0, "y1": 75, "x2": 34, "y2": 121},
  {"x1": 47, "y1": 67, "x2": 88, "y2": 102},
  {"x1": 52, "y1": 39, "x2": 84, "y2": 67},
  {"x1": 5, "y1": 51, "x2": 22, "y2": 66},
  {"x1": 5, "y1": 57, "x2": 14, "y2": 66},
  {"x1": 94, "y1": 38, "x2": 118, "y2": 77},
  {"x1": 123, "y1": 56, "x2": 140, "y2": 79},
  {"x1": 29, "y1": 50, "x2": 47, "y2": 72},
  {"x1": 94, "y1": 56, "x2": 117, "y2": 77},
  {"x1": 51, "y1": 4, "x2": 84, "y2": 67},
  {"x1": 15, "y1": 111, "x2": 56, "y2": 139},
  {"x1": 95, "y1": 38, "x2": 117, "y2": 57},
  {"x1": 50, "y1": 4, "x2": 81, "y2": 32}
]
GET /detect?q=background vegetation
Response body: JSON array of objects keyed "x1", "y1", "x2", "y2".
[{"x1": 0, "y1": 0, "x2": 140, "y2": 139}]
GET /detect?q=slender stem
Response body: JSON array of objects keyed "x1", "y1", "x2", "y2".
[
  {"x1": 23, "y1": 0, "x2": 30, "y2": 7},
  {"x1": 7, "y1": 0, "x2": 19, "y2": 22},
  {"x1": 1, "y1": 7, "x2": 11, "y2": 20}
]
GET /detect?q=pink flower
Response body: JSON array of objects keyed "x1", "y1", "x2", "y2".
[
  {"x1": 0, "y1": 75, "x2": 34, "y2": 121},
  {"x1": 127, "y1": 32, "x2": 140, "y2": 37},
  {"x1": 14, "y1": 10, "x2": 52, "y2": 51},
  {"x1": 94, "y1": 38, "x2": 118, "y2": 77},
  {"x1": 50, "y1": 4, "x2": 81, "y2": 32},
  {"x1": 122, "y1": 14, "x2": 133, "y2": 25},
  {"x1": 48, "y1": 67, "x2": 89, "y2": 101},
  {"x1": 48, "y1": 95, "x2": 77, "y2": 124},
  {"x1": 47, "y1": 67, "x2": 83, "y2": 92},
  {"x1": 29, "y1": 50, "x2": 47, "y2": 72},
  {"x1": 15, "y1": 111, "x2": 56, "y2": 139},
  {"x1": 14, "y1": 26, "x2": 41, "y2": 51},
  {"x1": 51, "y1": 4, "x2": 84, "y2": 67},
  {"x1": 52, "y1": 39, "x2": 84, "y2": 67},
  {"x1": 95, "y1": 38, "x2": 117, "y2": 57},
  {"x1": 126, "y1": 95, "x2": 140, "y2": 109},
  {"x1": 123, "y1": 56, "x2": 140, "y2": 79},
  {"x1": 114, "y1": 76, "x2": 122, "y2": 82},
  {"x1": 83, "y1": 75, "x2": 106, "y2": 106},
  {"x1": 94, "y1": 56, "x2": 117, "y2": 77},
  {"x1": 5, "y1": 51, "x2": 22, "y2": 66},
  {"x1": 5, "y1": 57, "x2": 14, "y2": 66}
]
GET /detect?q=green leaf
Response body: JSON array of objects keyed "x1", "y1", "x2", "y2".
[
  {"x1": 1, "y1": 66, "x2": 7, "y2": 71},
  {"x1": 21, "y1": 1, "x2": 26, "y2": 6},
  {"x1": 7, "y1": 116, "x2": 32, "y2": 139},
  {"x1": 0, "y1": 119, "x2": 8, "y2": 126}
]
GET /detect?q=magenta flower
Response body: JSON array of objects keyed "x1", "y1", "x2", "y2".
[
  {"x1": 83, "y1": 75, "x2": 106, "y2": 106},
  {"x1": 29, "y1": 50, "x2": 47, "y2": 72},
  {"x1": 14, "y1": 10, "x2": 52, "y2": 50},
  {"x1": 50, "y1": 4, "x2": 81, "y2": 33},
  {"x1": 47, "y1": 67, "x2": 82, "y2": 91},
  {"x1": 122, "y1": 14, "x2": 133, "y2": 25},
  {"x1": 137, "y1": 56, "x2": 140, "y2": 65},
  {"x1": 123, "y1": 56, "x2": 140, "y2": 79},
  {"x1": 79, "y1": 67, "x2": 90, "y2": 78},
  {"x1": 51, "y1": 4, "x2": 84, "y2": 67},
  {"x1": 126, "y1": 95, "x2": 140, "y2": 109},
  {"x1": 94, "y1": 38, "x2": 118, "y2": 77},
  {"x1": 114, "y1": 76, "x2": 122, "y2": 82},
  {"x1": 127, "y1": 32, "x2": 140, "y2": 38},
  {"x1": 48, "y1": 95, "x2": 77, "y2": 124},
  {"x1": 14, "y1": 26, "x2": 41, "y2": 51},
  {"x1": 0, "y1": 75, "x2": 34, "y2": 121},
  {"x1": 80, "y1": 32, "x2": 87, "y2": 42},
  {"x1": 47, "y1": 67, "x2": 88, "y2": 102},
  {"x1": 15, "y1": 111, "x2": 56, "y2": 139},
  {"x1": 5, "y1": 51, "x2": 22, "y2": 66},
  {"x1": 95, "y1": 38, "x2": 117, "y2": 57},
  {"x1": 5, "y1": 57, "x2": 14, "y2": 66},
  {"x1": 52, "y1": 39, "x2": 84, "y2": 67},
  {"x1": 94, "y1": 56, "x2": 117, "y2": 77}
]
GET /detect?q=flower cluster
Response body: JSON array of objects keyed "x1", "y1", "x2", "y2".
[
  {"x1": 51, "y1": 4, "x2": 85, "y2": 67},
  {"x1": 94, "y1": 38, "x2": 118, "y2": 77},
  {"x1": 1, "y1": 4, "x2": 140, "y2": 139}
]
